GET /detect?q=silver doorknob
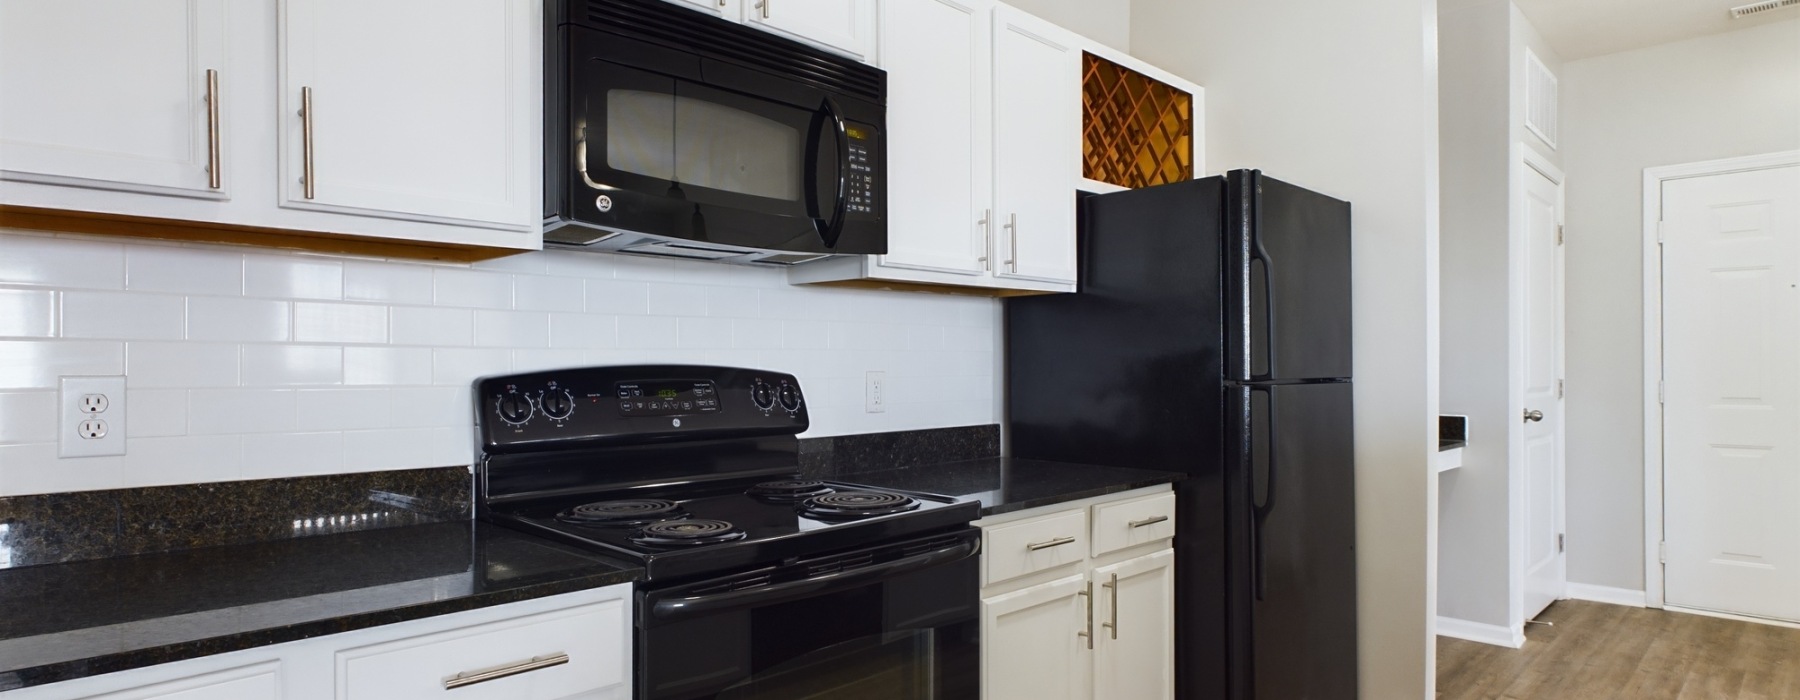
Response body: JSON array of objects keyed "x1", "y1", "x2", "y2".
[{"x1": 1524, "y1": 409, "x2": 1544, "y2": 423}]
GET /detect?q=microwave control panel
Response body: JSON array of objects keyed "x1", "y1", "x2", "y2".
[{"x1": 845, "y1": 122, "x2": 880, "y2": 217}]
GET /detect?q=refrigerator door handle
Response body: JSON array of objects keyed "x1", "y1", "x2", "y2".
[
  {"x1": 1250, "y1": 177, "x2": 1278, "y2": 381},
  {"x1": 1251, "y1": 385, "x2": 1278, "y2": 601}
]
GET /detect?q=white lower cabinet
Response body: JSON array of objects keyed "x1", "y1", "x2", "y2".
[
  {"x1": 977, "y1": 486, "x2": 1176, "y2": 700},
  {"x1": 3, "y1": 585, "x2": 631, "y2": 700}
]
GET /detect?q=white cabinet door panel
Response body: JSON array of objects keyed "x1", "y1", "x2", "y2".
[
  {"x1": 664, "y1": 0, "x2": 739, "y2": 19},
  {"x1": 1093, "y1": 549, "x2": 1174, "y2": 700},
  {"x1": 981, "y1": 573, "x2": 1091, "y2": 700},
  {"x1": 992, "y1": 8, "x2": 1078, "y2": 285},
  {"x1": 876, "y1": 0, "x2": 991, "y2": 275},
  {"x1": 0, "y1": 0, "x2": 227, "y2": 197},
  {"x1": 745, "y1": 0, "x2": 873, "y2": 60},
  {"x1": 280, "y1": 0, "x2": 536, "y2": 231}
]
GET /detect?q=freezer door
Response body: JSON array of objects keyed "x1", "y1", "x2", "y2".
[
  {"x1": 1232, "y1": 381, "x2": 1358, "y2": 699},
  {"x1": 1226, "y1": 171, "x2": 1354, "y2": 382}
]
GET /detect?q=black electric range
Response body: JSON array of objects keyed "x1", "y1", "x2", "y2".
[{"x1": 474, "y1": 365, "x2": 980, "y2": 699}]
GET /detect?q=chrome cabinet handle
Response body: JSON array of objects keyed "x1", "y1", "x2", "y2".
[
  {"x1": 1003, "y1": 213, "x2": 1018, "y2": 271},
  {"x1": 443, "y1": 653, "x2": 569, "y2": 690},
  {"x1": 1077, "y1": 580, "x2": 1094, "y2": 649},
  {"x1": 1524, "y1": 409, "x2": 1544, "y2": 423},
  {"x1": 978, "y1": 209, "x2": 993, "y2": 270},
  {"x1": 299, "y1": 86, "x2": 315, "y2": 200},
  {"x1": 1101, "y1": 573, "x2": 1118, "y2": 639},
  {"x1": 1027, "y1": 536, "x2": 1076, "y2": 551},
  {"x1": 755, "y1": 0, "x2": 769, "y2": 18},
  {"x1": 1129, "y1": 515, "x2": 1169, "y2": 529},
  {"x1": 205, "y1": 69, "x2": 221, "y2": 189}
]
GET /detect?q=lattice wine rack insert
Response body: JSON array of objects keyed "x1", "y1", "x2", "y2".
[{"x1": 1082, "y1": 52, "x2": 1193, "y2": 189}]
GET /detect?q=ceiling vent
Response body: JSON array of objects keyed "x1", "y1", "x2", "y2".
[
  {"x1": 1525, "y1": 49, "x2": 1559, "y2": 150},
  {"x1": 1731, "y1": 0, "x2": 1800, "y2": 18}
]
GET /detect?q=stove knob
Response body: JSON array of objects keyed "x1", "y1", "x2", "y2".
[
  {"x1": 750, "y1": 380, "x2": 775, "y2": 410},
  {"x1": 497, "y1": 394, "x2": 533, "y2": 425},
  {"x1": 541, "y1": 389, "x2": 575, "y2": 420},
  {"x1": 778, "y1": 383, "x2": 802, "y2": 412}
]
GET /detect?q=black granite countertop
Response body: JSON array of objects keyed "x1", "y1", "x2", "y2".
[
  {"x1": 844, "y1": 458, "x2": 1185, "y2": 517},
  {"x1": 0, "y1": 521, "x2": 642, "y2": 691}
]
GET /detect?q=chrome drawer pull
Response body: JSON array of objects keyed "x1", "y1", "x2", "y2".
[
  {"x1": 1128, "y1": 515, "x2": 1169, "y2": 529},
  {"x1": 443, "y1": 653, "x2": 569, "y2": 690},
  {"x1": 1027, "y1": 536, "x2": 1077, "y2": 551}
]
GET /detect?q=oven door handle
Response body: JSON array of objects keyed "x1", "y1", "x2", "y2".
[{"x1": 647, "y1": 538, "x2": 976, "y2": 623}]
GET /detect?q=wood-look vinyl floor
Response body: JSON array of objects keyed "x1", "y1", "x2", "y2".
[{"x1": 1437, "y1": 600, "x2": 1800, "y2": 700}]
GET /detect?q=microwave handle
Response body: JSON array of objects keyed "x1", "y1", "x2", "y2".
[{"x1": 811, "y1": 96, "x2": 850, "y2": 248}]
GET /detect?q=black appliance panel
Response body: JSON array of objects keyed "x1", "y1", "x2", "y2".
[
  {"x1": 1226, "y1": 171, "x2": 1354, "y2": 382},
  {"x1": 546, "y1": 0, "x2": 887, "y2": 255},
  {"x1": 636, "y1": 529, "x2": 979, "y2": 699},
  {"x1": 1228, "y1": 381, "x2": 1358, "y2": 700},
  {"x1": 475, "y1": 365, "x2": 807, "y2": 453}
]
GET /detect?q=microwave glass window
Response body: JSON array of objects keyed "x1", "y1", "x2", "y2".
[{"x1": 606, "y1": 90, "x2": 801, "y2": 202}]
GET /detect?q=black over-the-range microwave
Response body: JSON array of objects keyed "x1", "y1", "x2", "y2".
[{"x1": 544, "y1": 0, "x2": 888, "y2": 265}]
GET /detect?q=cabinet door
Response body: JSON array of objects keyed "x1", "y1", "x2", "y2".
[
  {"x1": 280, "y1": 0, "x2": 537, "y2": 232},
  {"x1": 876, "y1": 0, "x2": 992, "y2": 275},
  {"x1": 1093, "y1": 549, "x2": 1175, "y2": 700},
  {"x1": 663, "y1": 0, "x2": 738, "y2": 19},
  {"x1": 0, "y1": 0, "x2": 227, "y2": 197},
  {"x1": 992, "y1": 7, "x2": 1079, "y2": 285},
  {"x1": 981, "y1": 573, "x2": 1091, "y2": 700},
  {"x1": 744, "y1": 0, "x2": 874, "y2": 60}
]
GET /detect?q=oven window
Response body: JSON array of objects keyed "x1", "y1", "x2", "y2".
[
  {"x1": 606, "y1": 89, "x2": 802, "y2": 202},
  {"x1": 717, "y1": 630, "x2": 935, "y2": 700}
]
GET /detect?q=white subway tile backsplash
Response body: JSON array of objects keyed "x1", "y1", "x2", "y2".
[
  {"x1": 0, "y1": 289, "x2": 56, "y2": 337},
  {"x1": 344, "y1": 347, "x2": 433, "y2": 386},
  {"x1": 294, "y1": 302, "x2": 388, "y2": 344},
  {"x1": 241, "y1": 345, "x2": 342, "y2": 386},
  {"x1": 126, "y1": 389, "x2": 188, "y2": 438},
  {"x1": 0, "y1": 340, "x2": 124, "y2": 390},
  {"x1": 62, "y1": 291, "x2": 186, "y2": 340},
  {"x1": 188, "y1": 389, "x2": 297, "y2": 435},
  {"x1": 433, "y1": 268, "x2": 512, "y2": 309},
  {"x1": 0, "y1": 235, "x2": 124, "y2": 290},
  {"x1": 343, "y1": 261, "x2": 434, "y2": 305},
  {"x1": 127, "y1": 246, "x2": 243, "y2": 296},
  {"x1": 245, "y1": 255, "x2": 343, "y2": 300},
  {"x1": 0, "y1": 230, "x2": 999, "y2": 495},
  {"x1": 474, "y1": 310, "x2": 549, "y2": 348}
]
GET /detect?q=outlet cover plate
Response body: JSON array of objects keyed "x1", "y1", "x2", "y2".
[
  {"x1": 865, "y1": 371, "x2": 886, "y2": 413},
  {"x1": 60, "y1": 376, "x2": 126, "y2": 458}
]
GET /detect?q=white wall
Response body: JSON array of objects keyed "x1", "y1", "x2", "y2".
[
  {"x1": 0, "y1": 229, "x2": 999, "y2": 497},
  {"x1": 1562, "y1": 18, "x2": 1800, "y2": 592},
  {"x1": 1130, "y1": 0, "x2": 1441, "y2": 696},
  {"x1": 1003, "y1": 0, "x2": 1130, "y2": 52}
]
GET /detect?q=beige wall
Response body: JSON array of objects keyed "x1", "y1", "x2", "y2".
[
  {"x1": 1131, "y1": 0, "x2": 1441, "y2": 696},
  {"x1": 1003, "y1": 0, "x2": 1130, "y2": 52},
  {"x1": 1562, "y1": 18, "x2": 1800, "y2": 591}
]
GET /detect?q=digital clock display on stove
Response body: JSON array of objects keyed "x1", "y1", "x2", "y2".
[{"x1": 615, "y1": 380, "x2": 721, "y2": 417}]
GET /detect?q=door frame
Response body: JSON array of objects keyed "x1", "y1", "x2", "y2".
[
  {"x1": 1641, "y1": 149, "x2": 1800, "y2": 610},
  {"x1": 1511, "y1": 143, "x2": 1567, "y2": 630}
]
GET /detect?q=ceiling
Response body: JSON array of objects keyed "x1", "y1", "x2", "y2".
[{"x1": 1513, "y1": 0, "x2": 1800, "y2": 60}]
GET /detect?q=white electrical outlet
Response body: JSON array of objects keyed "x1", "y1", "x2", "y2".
[
  {"x1": 865, "y1": 371, "x2": 886, "y2": 413},
  {"x1": 60, "y1": 376, "x2": 126, "y2": 458}
]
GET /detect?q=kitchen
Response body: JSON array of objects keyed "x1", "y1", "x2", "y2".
[{"x1": 0, "y1": 1, "x2": 1439, "y2": 699}]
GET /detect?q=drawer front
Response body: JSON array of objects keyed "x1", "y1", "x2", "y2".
[
  {"x1": 337, "y1": 599, "x2": 627, "y2": 700},
  {"x1": 984, "y1": 508, "x2": 1089, "y2": 586},
  {"x1": 1091, "y1": 492, "x2": 1177, "y2": 557},
  {"x1": 77, "y1": 663, "x2": 279, "y2": 700}
]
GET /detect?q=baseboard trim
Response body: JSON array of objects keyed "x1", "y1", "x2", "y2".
[
  {"x1": 1664, "y1": 605, "x2": 1800, "y2": 631},
  {"x1": 1435, "y1": 616, "x2": 1525, "y2": 648},
  {"x1": 1565, "y1": 583, "x2": 1647, "y2": 608}
]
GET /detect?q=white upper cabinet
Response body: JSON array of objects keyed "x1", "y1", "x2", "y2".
[
  {"x1": 280, "y1": 0, "x2": 538, "y2": 232},
  {"x1": 665, "y1": 0, "x2": 739, "y2": 19},
  {"x1": 743, "y1": 0, "x2": 876, "y2": 61},
  {"x1": 992, "y1": 5, "x2": 1079, "y2": 285},
  {"x1": 0, "y1": 0, "x2": 229, "y2": 198},
  {"x1": 874, "y1": 0, "x2": 992, "y2": 276}
]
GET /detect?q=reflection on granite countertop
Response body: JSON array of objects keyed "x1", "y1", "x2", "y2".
[
  {"x1": 0, "y1": 521, "x2": 642, "y2": 691},
  {"x1": 1439, "y1": 439, "x2": 1467, "y2": 452},
  {"x1": 843, "y1": 458, "x2": 1186, "y2": 517}
]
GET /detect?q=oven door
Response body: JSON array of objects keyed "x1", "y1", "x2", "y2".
[
  {"x1": 636, "y1": 529, "x2": 979, "y2": 700},
  {"x1": 567, "y1": 27, "x2": 884, "y2": 255}
]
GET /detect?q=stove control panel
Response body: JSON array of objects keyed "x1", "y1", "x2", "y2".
[{"x1": 475, "y1": 365, "x2": 808, "y2": 452}]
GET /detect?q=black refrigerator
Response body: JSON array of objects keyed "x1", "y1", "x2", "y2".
[{"x1": 1006, "y1": 170, "x2": 1357, "y2": 700}]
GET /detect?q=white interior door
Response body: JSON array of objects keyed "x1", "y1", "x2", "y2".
[
  {"x1": 1520, "y1": 160, "x2": 1566, "y2": 621},
  {"x1": 1662, "y1": 163, "x2": 1800, "y2": 623}
]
